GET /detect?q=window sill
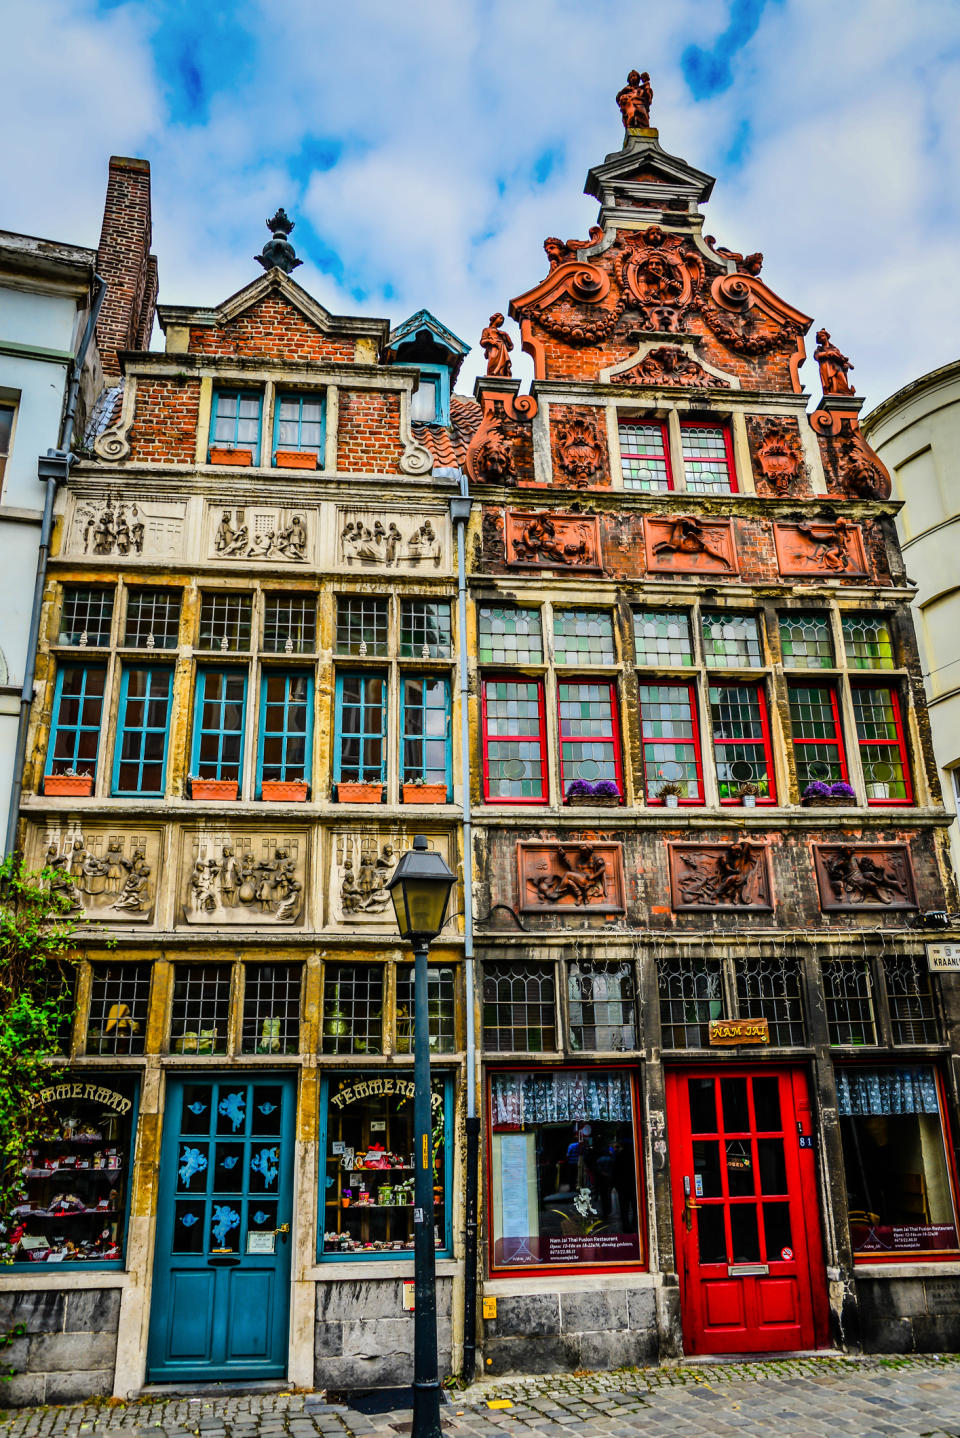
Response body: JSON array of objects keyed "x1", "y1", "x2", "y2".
[
  {"x1": 853, "y1": 1259, "x2": 960, "y2": 1276},
  {"x1": 305, "y1": 1257, "x2": 460, "y2": 1280}
]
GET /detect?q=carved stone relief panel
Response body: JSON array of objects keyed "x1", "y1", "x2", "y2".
[
  {"x1": 32, "y1": 823, "x2": 162, "y2": 923},
  {"x1": 551, "y1": 408, "x2": 609, "y2": 487},
  {"x1": 518, "y1": 841, "x2": 625, "y2": 914},
  {"x1": 335, "y1": 508, "x2": 448, "y2": 572},
  {"x1": 813, "y1": 843, "x2": 917, "y2": 912},
  {"x1": 330, "y1": 830, "x2": 455, "y2": 928},
  {"x1": 65, "y1": 493, "x2": 186, "y2": 561},
  {"x1": 209, "y1": 505, "x2": 313, "y2": 563},
  {"x1": 644, "y1": 516, "x2": 737, "y2": 575},
  {"x1": 179, "y1": 829, "x2": 307, "y2": 927},
  {"x1": 773, "y1": 520, "x2": 867, "y2": 577},
  {"x1": 668, "y1": 841, "x2": 773, "y2": 912},
  {"x1": 746, "y1": 417, "x2": 809, "y2": 497},
  {"x1": 505, "y1": 511, "x2": 602, "y2": 570}
]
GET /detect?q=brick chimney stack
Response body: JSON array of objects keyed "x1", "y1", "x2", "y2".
[{"x1": 95, "y1": 156, "x2": 159, "y2": 377}]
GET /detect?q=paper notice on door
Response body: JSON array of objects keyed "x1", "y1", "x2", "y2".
[{"x1": 247, "y1": 1231, "x2": 276, "y2": 1254}]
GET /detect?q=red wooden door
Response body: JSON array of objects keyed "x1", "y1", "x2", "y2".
[{"x1": 665, "y1": 1066, "x2": 828, "y2": 1355}]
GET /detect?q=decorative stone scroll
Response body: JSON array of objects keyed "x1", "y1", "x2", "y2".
[
  {"x1": 37, "y1": 826, "x2": 160, "y2": 922},
  {"x1": 645, "y1": 516, "x2": 737, "y2": 575},
  {"x1": 181, "y1": 832, "x2": 305, "y2": 926},
  {"x1": 331, "y1": 832, "x2": 454, "y2": 927},
  {"x1": 337, "y1": 509, "x2": 444, "y2": 570},
  {"x1": 518, "y1": 841, "x2": 625, "y2": 914},
  {"x1": 505, "y1": 511, "x2": 601, "y2": 570},
  {"x1": 669, "y1": 841, "x2": 772, "y2": 912},
  {"x1": 68, "y1": 494, "x2": 185, "y2": 560},
  {"x1": 212, "y1": 507, "x2": 309, "y2": 562},
  {"x1": 813, "y1": 843, "x2": 917, "y2": 911},
  {"x1": 774, "y1": 520, "x2": 867, "y2": 577}
]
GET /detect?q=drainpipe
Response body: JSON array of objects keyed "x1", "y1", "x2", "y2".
[
  {"x1": 447, "y1": 473, "x2": 479, "y2": 1381},
  {"x1": 4, "y1": 274, "x2": 107, "y2": 857}
]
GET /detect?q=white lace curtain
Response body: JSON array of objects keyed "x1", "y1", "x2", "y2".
[
  {"x1": 836, "y1": 1066, "x2": 939, "y2": 1116},
  {"x1": 492, "y1": 1070, "x2": 633, "y2": 1127}
]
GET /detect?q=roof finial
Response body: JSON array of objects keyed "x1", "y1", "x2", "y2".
[
  {"x1": 255, "y1": 208, "x2": 302, "y2": 274},
  {"x1": 616, "y1": 70, "x2": 653, "y2": 132}
]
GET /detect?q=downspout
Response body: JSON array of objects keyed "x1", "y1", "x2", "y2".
[
  {"x1": 448, "y1": 474, "x2": 479, "y2": 1381},
  {"x1": 4, "y1": 273, "x2": 107, "y2": 857}
]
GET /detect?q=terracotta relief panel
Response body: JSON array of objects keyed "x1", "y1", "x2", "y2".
[
  {"x1": 330, "y1": 831, "x2": 454, "y2": 928},
  {"x1": 550, "y1": 408, "x2": 609, "y2": 487},
  {"x1": 33, "y1": 823, "x2": 162, "y2": 923},
  {"x1": 336, "y1": 508, "x2": 447, "y2": 571},
  {"x1": 746, "y1": 416, "x2": 810, "y2": 497},
  {"x1": 505, "y1": 511, "x2": 602, "y2": 570},
  {"x1": 180, "y1": 830, "x2": 306, "y2": 926},
  {"x1": 668, "y1": 841, "x2": 773, "y2": 912},
  {"x1": 813, "y1": 843, "x2": 917, "y2": 911},
  {"x1": 518, "y1": 841, "x2": 625, "y2": 913},
  {"x1": 644, "y1": 516, "x2": 737, "y2": 575},
  {"x1": 774, "y1": 520, "x2": 867, "y2": 578},
  {"x1": 210, "y1": 505, "x2": 312, "y2": 563},
  {"x1": 65, "y1": 493, "x2": 185, "y2": 560}
]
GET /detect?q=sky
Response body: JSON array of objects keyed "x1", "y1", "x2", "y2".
[{"x1": 3, "y1": 0, "x2": 959, "y2": 408}]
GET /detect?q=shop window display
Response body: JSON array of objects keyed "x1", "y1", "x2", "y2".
[
  {"x1": 489, "y1": 1069, "x2": 642, "y2": 1272},
  {"x1": 839, "y1": 1065, "x2": 959, "y2": 1257},
  {"x1": 319, "y1": 1074, "x2": 451, "y2": 1258},
  {"x1": 9, "y1": 1080, "x2": 136, "y2": 1265}
]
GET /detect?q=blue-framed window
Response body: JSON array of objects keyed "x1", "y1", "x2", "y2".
[
  {"x1": 192, "y1": 668, "x2": 247, "y2": 782},
  {"x1": 46, "y1": 664, "x2": 106, "y2": 777},
  {"x1": 112, "y1": 667, "x2": 173, "y2": 795},
  {"x1": 334, "y1": 672, "x2": 386, "y2": 787},
  {"x1": 400, "y1": 676, "x2": 451, "y2": 797},
  {"x1": 257, "y1": 670, "x2": 313, "y2": 794},
  {"x1": 409, "y1": 364, "x2": 450, "y2": 425},
  {"x1": 273, "y1": 393, "x2": 325, "y2": 464},
  {"x1": 318, "y1": 1071, "x2": 454, "y2": 1260},
  {"x1": 209, "y1": 389, "x2": 263, "y2": 464}
]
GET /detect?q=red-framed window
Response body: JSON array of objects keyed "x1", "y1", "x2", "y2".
[
  {"x1": 557, "y1": 680, "x2": 623, "y2": 800},
  {"x1": 680, "y1": 422, "x2": 737, "y2": 494},
  {"x1": 852, "y1": 684, "x2": 913, "y2": 804},
  {"x1": 481, "y1": 676, "x2": 547, "y2": 803},
  {"x1": 709, "y1": 681, "x2": 776, "y2": 803},
  {"x1": 618, "y1": 420, "x2": 673, "y2": 492},
  {"x1": 788, "y1": 683, "x2": 848, "y2": 788},
  {"x1": 637, "y1": 681, "x2": 703, "y2": 802}
]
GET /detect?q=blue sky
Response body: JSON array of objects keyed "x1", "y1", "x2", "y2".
[{"x1": 4, "y1": 0, "x2": 960, "y2": 404}]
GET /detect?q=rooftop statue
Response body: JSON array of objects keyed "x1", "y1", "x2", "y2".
[
  {"x1": 616, "y1": 69, "x2": 653, "y2": 130},
  {"x1": 480, "y1": 312, "x2": 513, "y2": 377},
  {"x1": 814, "y1": 328, "x2": 855, "y2": 396}
]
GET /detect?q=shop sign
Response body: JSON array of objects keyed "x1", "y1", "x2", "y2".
[
  {"x1": 708, "y1": 1018, "x2": 769, "y2": 1046},
  {"x1": 330, "y1": 1077, "x2": 442, "y2": 1112},
  {"x1": 27, "y1": 1082, "x2": 132, "y2": 1115},
  {"x1": 927, "y1": 943, "x2": 960, "y2": 972}
]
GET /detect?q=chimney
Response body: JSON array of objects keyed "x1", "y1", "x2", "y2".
[{"x1": 95, "y1": 156, "x2": 159, "y2": 377}]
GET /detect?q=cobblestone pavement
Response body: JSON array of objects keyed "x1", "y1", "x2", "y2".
[{"x1": 5, "y1": 1356, "x2": 960, "y2": 1438}]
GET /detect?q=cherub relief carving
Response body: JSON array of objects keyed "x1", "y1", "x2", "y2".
[
  {"x1": 520, "y1": 842, "x2": 624, "y2": 912},
  {"x1": 671, "y1": 841, "x2": 771, "y2": 910},
  {"x1": 507, "y1": 511, "x2": 599, "y2": 568},
  {"x1": 480, "y1": 313, "x2": 513, "y2": 378},
  {"x1": 616, "y1": 69, "x2": 653, "y2": 129},
  {"x1": 835, "y1": 426, "x2": 892, "y2": 501},
  {"x1": 814, "y1": 329, "x2": 855, "y2": 396},
  {"x1": 815, "y1": 844, "x2": 916, "y2": 910},
  {"x1": 705, "y1": 237, "x2": 763, "y2": 275},
  {"x1": 555, "y1": 413, "x2": 604, "y2": 485},
  {"x1": 650, "y1": 516, "x2": 734, "y2": 571},
  {"x1": 775, "y1": 518, "x2": 867, "y2": 576}
]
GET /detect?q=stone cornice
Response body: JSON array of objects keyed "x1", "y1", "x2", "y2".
[{"x1": 117, "y1": 351, "x2": 421, "y2": 390}]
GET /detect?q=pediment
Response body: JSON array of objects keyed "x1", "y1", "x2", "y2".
[
  {"x1": 158, "y1": 268, "x2": 387, "y2": 345},
  {"x1": 585, "y1": 138, "x2": 715, "y2": 206}
]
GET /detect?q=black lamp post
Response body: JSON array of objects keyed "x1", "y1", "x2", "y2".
[{"x1": 387, "y1": 835, "x2": 456, "y2": 1438}]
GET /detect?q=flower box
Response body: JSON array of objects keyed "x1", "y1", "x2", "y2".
[
  {"x1": 208, "y1": 446, "x2": 253, "y2": 467},
  {"x1": 189, "y1": 778, "x2": 239, "y2": 801},
  {"x1": 44, "y1": 774, "x2": 94, "y2": 797},
  {"x1": 274, "y1": 449, "x2": 318, "y2": 470},
  {"x1": 402, "y1": 783, "x2": 448, "y2": 805},
  {"x1": 801, "y1": 795, "x2": 856, "y2": 808},
  {"x1": 261, "y1": 779, "x2": 309, "y2": 802},
  {"x1": 565, "y1": 794, "x2": 621, "y2": 807},
  {"x1": 337, "y1": 782, "x2": 384, "y2": 804}
]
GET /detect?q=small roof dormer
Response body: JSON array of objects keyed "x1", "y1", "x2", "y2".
[{"x1": 384, "y1": 309, "x2": 470, "y2": 426}]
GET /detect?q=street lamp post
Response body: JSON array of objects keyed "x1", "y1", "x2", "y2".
[{"x1": 387, "y1": 834, "x2": 456, "y2": 1438}]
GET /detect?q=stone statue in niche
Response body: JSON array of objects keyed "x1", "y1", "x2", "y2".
[
  {"x1": 615, "y1": 227, "x2": 705, "y2": 332},
  {"x1": 480, "y1": 313, "x2": 513, "y2": 377},
  {"x1": 750, "y1": 419, "x2": 805, "y2": 495},
  {"x1": 814, "y1": 844, "x2": 916, "y2": 910},
  {"x1": 519, "y1": 842, "x2": 625, "y2": 913},
  {"x1": 42, "y1": 830, "x2": 156, "y2": 920},
  {"x1": 648, "y1": 516, "x2": 734, "y2": 572},
  {"x1": 473, "y1": 421, "x2": 514, "y2": 482},
  {"x1": 183, "y1": 836, "x2": 303, "y2": 925},
  {"x1": 214, "y1": 508, "x2": 307, "y2": 562},
  {"x1": 555, "y1": 414, "x2": 604, "y2": 485},
  {"x1": 507, "y1": 511, "x2": 600, "y2": 568},
  {"x1": 814, "y1": 329, "x2": 855, "y2": 396},
  {"x1": 773, "y1": 519, "x2": 867, "y2": 577},
  {"x1": 612, "y1": 347, "x2": 729, "y2": 389},
  {"x1": 339, "y1": 515, "x2": 441, "y2": 567},
  {"x1": 670, "y1": 841, "x2": 771, "y2": 911},
  {"x1": 616, "y1": 69, "x2": 653, "y2": 129},
  {"x1": 79, "y1": 498, "x2": 145, "y2": 557}
]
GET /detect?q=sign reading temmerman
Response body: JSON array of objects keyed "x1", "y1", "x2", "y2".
[{"x1": 927, "y1": 943, "x2": 960, "y2": 972}]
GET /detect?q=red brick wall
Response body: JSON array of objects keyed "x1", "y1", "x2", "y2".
[
  {"x1": 96, "y1": 156, "x2": 158, "y2": 377},
  {"x1": 188, "y1": 295, "x2": 355, "y2": 364},
  {"x1": 336, "y1": 389, "x2": 405, "y2": 472},
  {"x1": 126, "y1": 377, "x2": 201, "y2": 463}
]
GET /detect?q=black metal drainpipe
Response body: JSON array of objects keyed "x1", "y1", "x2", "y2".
[
  {"x1": 4, "y1": 273, "x2": 107, "y2": 857},
  {"x1": 462, "y1": 1113, "x2": 481, "y2": 1378}
]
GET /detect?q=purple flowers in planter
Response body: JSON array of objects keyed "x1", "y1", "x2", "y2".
[
  {"x1": 803, "y1": 780, "x2": 856, "y2": 799},
  {"x1": 566, "y1": 779, "x2": 621, "y2": 800}
]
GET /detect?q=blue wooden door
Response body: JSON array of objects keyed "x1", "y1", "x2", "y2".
[{"x1": 147, "y1": 1075, "x2": 296, "y2": 1381}]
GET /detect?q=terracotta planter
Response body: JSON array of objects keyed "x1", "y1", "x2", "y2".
[
  {"x1": 337, "y1": 782, "x2": 383, "y2": 804},
  {"x1": 261, "y1": 779, "x2": 308, "y2": 802},
  {"x1": 208, "y1": 446, "x2": 253, "y2": 466},
  {"x1": 402, "y1": 783, "x2": 448, "y2": 804},
  {"x1": 44, "y1": 774, "x2": 94, "y2": 797},
  {"x1": 274, "y1": 449, "x2": 318, "y2": 470},
  {"x1": 190, "y1": 777, "x2": 239, "y2": 801}
]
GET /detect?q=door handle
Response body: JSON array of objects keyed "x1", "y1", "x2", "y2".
[
  {"x1": 682, "y1": 1193, "x2": 701, "y2": 1232},
  {"x1": 274, "y1": 1223, "x2": 290, "y2": 1242}
]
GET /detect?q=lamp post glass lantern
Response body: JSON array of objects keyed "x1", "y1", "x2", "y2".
[{"x1": 386, "y1": 836, "x2": 456, "y2": 1438}]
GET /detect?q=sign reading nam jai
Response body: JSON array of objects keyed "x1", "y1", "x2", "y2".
[{"x1": 708, "y1": 1018, "x2": 770, "y2": 1046}]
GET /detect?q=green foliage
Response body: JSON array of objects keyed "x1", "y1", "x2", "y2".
[{"x1": 0, "y1": 853, "x2": 80, "y2": 1261}]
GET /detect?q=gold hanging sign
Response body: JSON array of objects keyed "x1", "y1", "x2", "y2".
[{"x1": 708, "y1": 1017, "x2": 770, "y2": 1046}]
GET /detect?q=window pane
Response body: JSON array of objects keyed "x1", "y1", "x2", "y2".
[
  {"x1": 410, "y1": 377, "x2": 439, "y2": 423},
  {"x1": 263, "y1": 594, "x2": 316, "y2": 653},
  {"x1": 568, "y1": 961, "x2": 637, "y2": 1051},
  {"x1": 49, "y1": 665, "x2": 105, "y2": 776},
  {"x1": 637, "y1": 683, "x2": 701, "y2": 800},
  {"x1": 171, "y1": 965, "x2": 231, "y2": 1054},
  {"x1": 883, "y1": 954, "x2": 939, "y2": 1044},
  {"x1": 274, "y1": 394, "x2": 323, "y2": 455},
  {"x1": 482, "y1": 679, "x2": 545, "y2": 800},
  {"x1": 633, "y1": 610, "x2": 692, "y2": 666},
  {"x1": 553, "y1": 610, "x2": 616, "y2": 665},
  {"x1": 396, "y1": 965, "x2": 456, "y2": 1053},
  {"x1": 558, "y1": 681, "x2": 619, "y2": 796},
  {"x1": 657, "y1": 955, "x2": 722, "y2": 1048},
  {"x1": 709, "y1": 682, "x2": 773, "y2": 799},
  {"x1": 702, "y1": 612, "x2": 762, "y2": 669},
  {"x1": 194, "y1": 670, "x2": 246, "y2": 781},
  {"x1": 619, "y1": 422, "x2": 671, "y2": 492},
  {"x1": 87, "y1": 963, "x2": 151, "y2": 1054},
  {"x1": 681, "y1": 426, "x2": 733, "y2": 493},
  {"x1": 212, "y1": 390, "x2": 261, "y2": 458},
  {"x1": 788, "y1": 684, "x2": 846, "y2": 787},
  {"x1": 780, "y1": 613, "x2": 833, "y2": 668},
  {"x1": 337, "y1": 673, "x2": 385, "y2": 783},
  {"x1": 401, "y1": 600, "x2": 452, "y2": 659},
  {"x1": 478, "y1": 606, "x2": 542, "y2": 664},
  {"x1": 60, "y1": 587, "x2": 113, "y2": 647},
  {"x1": 401, "y1": 677, "x2": 449, "y2": 791},
  {"x1": 260, "y1": 672, "x2": 311, "y2": 784},
  {"x1": 822, "y1": 960, "x2": 877, "y2": 1045},
  {"x1": 482, "y1": 964, "x2": 555, "y2": 1051},
  {"x1": 241, "y1": 964, "x2": 301, "y2": 1053},
  {"x1": 198, "y1": 593, "x2": 252, "y2": 651},
  {"x1": 125, "y1": 589, "x2": 181, "y2": 649},
  {"x1": 736, "y1": 956, "x2": 804, "y2": 1045},
  {"x1": 336, "y1": 596, "x2": 388, "y2": 657},
  {"x1": 322, "y1": 964, "x2": 382, "y2": 1054},
  {"x1": 842, "y1": 613, "x2": 895, "y2": 669},
  {"x1": 853, "y1": 686, "x2": 910, "y2": 800},
  {"x1": 115, "y1": 668, "x2": 171, "y2": 794},
  {"x1": 0, "y1": 403, "x2": 14, "y2": 457}
]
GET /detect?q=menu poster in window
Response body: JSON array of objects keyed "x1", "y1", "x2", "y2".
[
  {"x1": 852, "y1": 1222, "x2": 958, "y2": 1254},
  {"x1": 492, "y1": 1132, "x2": 538, "y2": 1265}
]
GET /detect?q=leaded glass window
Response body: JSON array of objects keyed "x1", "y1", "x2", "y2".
[
  {"x1": 478, "y1": 606, "x2": 542, "y2": 664},
  {"x1": 482, "y1": 963, "x2": 556, "y2": 1052},
  {"x1": 633, "y1": 610, "x2": 693, "y2": 667},
  {"x1": 553, "y1": 609, "x2": 616, "y2": 665},
  {"x1": 702, "y1": 612, "x2": 762, "y2": 669}
]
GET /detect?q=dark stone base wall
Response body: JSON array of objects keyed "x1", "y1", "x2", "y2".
[
  {"x1": 314, "y1": 1278, "x2": 453, "y2": 1389},
  {"x1": 0, "y1": 1288, "x2": 121, "y2": 1406},
  {"x1": 482, "y1": 1287, "x2": 658, "y2": 1374},
  {"x1": 857, "y1": 1275, "x2": 960, "y2": 1352}
]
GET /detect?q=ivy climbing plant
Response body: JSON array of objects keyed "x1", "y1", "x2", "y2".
[{"x1": 0, "y1": 853, "x2": 80, "y2": 1260}]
